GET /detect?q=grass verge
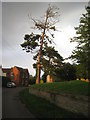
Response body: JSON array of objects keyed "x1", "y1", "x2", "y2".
[
  {"x1": 19, "y1": 88, "x2": 87, "y2": 118},
  {"x1": 30, "y1": 80, "x2": 89, "y2": 96}
]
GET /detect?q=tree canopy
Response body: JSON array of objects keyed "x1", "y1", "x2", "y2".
[
  {"x1": 33, "y1": 46, "x2": 63, "y2": 77},
  {"x1": 70, "y1": 4, "x2": 90, "y2": 79}
]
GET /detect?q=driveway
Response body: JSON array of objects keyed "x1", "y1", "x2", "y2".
[{"x1": 2, "y1": 87, "x2": 36, "y2": 119}]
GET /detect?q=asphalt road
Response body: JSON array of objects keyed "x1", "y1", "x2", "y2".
[{"x1": 2, "y1": 87, "x2": 36, "y2": 119}]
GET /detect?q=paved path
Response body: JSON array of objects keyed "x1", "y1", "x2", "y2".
[{"x1": 2, "y1": 87, "x2": 36, "y2": 119}]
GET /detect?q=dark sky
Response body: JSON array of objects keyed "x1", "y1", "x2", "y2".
[{"x1": 2, "y1": 1, "x2": 88, "y2": 75}]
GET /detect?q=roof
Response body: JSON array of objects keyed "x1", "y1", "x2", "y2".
[
  {"x1": 2, "y1": 66, "x2": 29, "y2": 75},
  {"x1": 14, "y1": 66, "x2": 23, "y2": 71},
  {"x1": 2, "y1": 68, "x2": 11, "y2": 73},
  {"x1": 14, "y1": 66, "x2": 29, "y2": 75}
]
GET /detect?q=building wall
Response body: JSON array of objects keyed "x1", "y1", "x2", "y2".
[
  {"x1": 2, "y1": 66, "x2": 29, "y2": 86},
  {"x1": 46, "y1": 75, "x2": 54, "y2": 83},
  {"x1": 0, "y1": 66, "x2": 1, "y2": 76},
  {"x1": 2, "y1": 73, "x2": 6, "y2": 77},
  {"x1": 0, "y1": 68, "x2": 6, "y2": 77},
  {"x1": 10, "y1": 66, "x2": 20, "y2": 86}
]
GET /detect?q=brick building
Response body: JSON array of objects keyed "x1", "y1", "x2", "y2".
[
  {"x1": 2, "y1": 66, "x2": 29, "y2": 86},
  {"x1": 0, "y1": 65, "x2": 6, "y2": 76}
]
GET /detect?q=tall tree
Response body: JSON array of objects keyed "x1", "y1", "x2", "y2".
[
  {"x1": 58, "y1": 63, "x2": 76, "y2": 81},
  {"x1": 70, "y1": 3, "x2": 90, "y2": 79},
  {"x1": 21, "y1": 5, "x2": 60, "y2": 84},
  {"x1": 33, "y1": 46, "x2": 63, "y2": 79}
]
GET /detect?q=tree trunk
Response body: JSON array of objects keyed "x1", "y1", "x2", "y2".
[
  {"x1": 35, "y1": 33, "x2": 45, "y2": 84},
  {"x1": 35, "y1": 14, "x2": 48, "y2": 84},
  {"x1": 36, "y1": 63, "x2": 40, "y2": 84}
]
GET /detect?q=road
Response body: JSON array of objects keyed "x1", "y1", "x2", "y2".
[{"x1": 2, "y1": 87, "x2": 36, "y2": 119}]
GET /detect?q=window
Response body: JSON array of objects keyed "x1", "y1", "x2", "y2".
[
  {"x1": 11, "y1": 72, "x2": 14, "y2": 76},
  {"x1": 22, "y1": 74, "x2": 25, "y2": 78}
]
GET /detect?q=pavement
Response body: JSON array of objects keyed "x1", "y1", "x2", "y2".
[{"x1": 2, "y1": 87, "x2": 36, "y2": 119}]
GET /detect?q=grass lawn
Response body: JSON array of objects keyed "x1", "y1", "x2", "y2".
[
  {"x1": 30, "y1": 80, "x2": 89, "y2": 96},
  {"x1": 19, "y1": 88, "x2": 87, "y2": 118}
]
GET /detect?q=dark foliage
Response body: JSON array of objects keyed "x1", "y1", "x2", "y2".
[
  {"x1": 29, "y1": 75, "x2": 36, "y2": 85},
  {"x1": 70, "y1": 4, "x2": 90, "y2": 79}
]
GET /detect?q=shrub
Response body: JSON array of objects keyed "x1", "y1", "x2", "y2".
[{"x1": 29, "y1": 76, "x2": 36, "y2": 85}]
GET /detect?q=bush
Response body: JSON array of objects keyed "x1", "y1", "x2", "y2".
[
  {"x1": 29, "y1": 76, "x2": 36, "y2": 85},
  {"x1": 53, "y1": 76, "x2": 64, "y2": 82}
]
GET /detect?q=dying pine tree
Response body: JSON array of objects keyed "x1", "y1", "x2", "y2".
[{"x1": 21, "y1": 5, "x2": 61, "y2": 84}]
